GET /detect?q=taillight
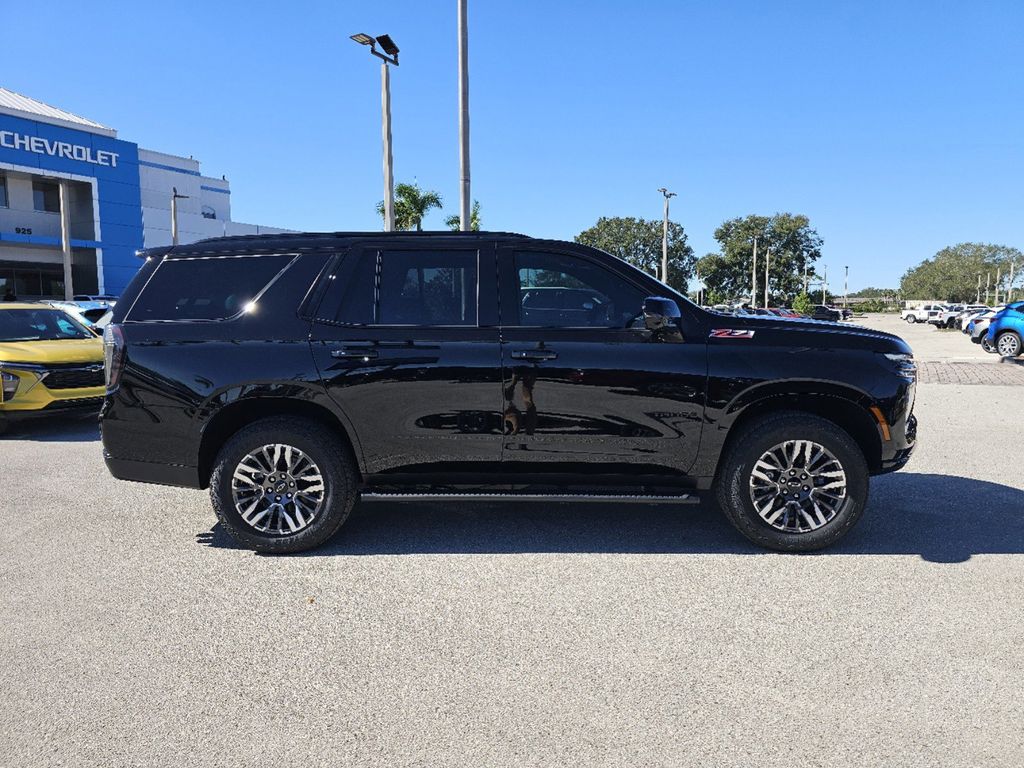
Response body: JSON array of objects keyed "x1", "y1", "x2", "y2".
[{"x1": 103, "y1": 324, "x2": 126, "y2": 392}]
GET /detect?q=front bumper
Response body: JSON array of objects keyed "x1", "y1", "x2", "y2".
[{"x1": 1, "y1": 361, "x2": 105, "y2": 418}]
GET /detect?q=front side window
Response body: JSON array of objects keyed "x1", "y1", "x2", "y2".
[
  {"x1": 511, "y1": 251, "x2": 645, "y2": 328},
  {"x1": 379, "y1": 250, "x2": 477, "y2": 326},
  {"x1": 127, "y1": 254, "x2": 294, "y2": 321},
  {"x1": 32, "y1": 180, "x2": 60, "y2": 213},
  {"x1": 0, "y1": 308, "x2": 93, "y2": 342}
]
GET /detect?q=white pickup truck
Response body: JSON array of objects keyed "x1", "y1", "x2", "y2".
[{"x1": 901, "y1": 303, "x2": 947, "y2": 323}]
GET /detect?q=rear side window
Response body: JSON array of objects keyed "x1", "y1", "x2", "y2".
[{"x1": 128, "y1": 254, "x2": 293, "y2": 321}]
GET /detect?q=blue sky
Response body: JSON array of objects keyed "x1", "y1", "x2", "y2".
[{"x1": 5, "y1": 0, "x2": 1022, "y2": 290}]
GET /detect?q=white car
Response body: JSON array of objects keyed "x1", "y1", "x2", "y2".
[{"x1": 901, "y1": 303, "x2": 948, "y2": 323}]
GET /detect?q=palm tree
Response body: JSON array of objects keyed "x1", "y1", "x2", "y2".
[
  {"x1": 445, "y1": 200, "x2": 481, "y2": 231},
  {"x1": 376, "y1": 183, "x2": 443, "y2": 231}
]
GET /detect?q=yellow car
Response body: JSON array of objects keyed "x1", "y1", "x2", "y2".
[{"x1": 0, "y1": 303, "x2": 105, "y2": 433}]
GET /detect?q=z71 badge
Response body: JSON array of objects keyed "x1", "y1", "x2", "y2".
[{"x1": 709, "y1": 329, "x2": 756, "y2": 339}]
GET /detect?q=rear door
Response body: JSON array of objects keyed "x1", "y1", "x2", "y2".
[
  {"x1": 497, "y1": 244, "x2": 707, "y2": 477},
  {"x1": 309, "y1": 242, "x2": 503, "y2": 475}
]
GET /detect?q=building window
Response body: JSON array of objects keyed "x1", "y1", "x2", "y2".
[
  {"x1": 0, "y1": 174, "x2": 7, "y2": 208},
  {"x1": 33, "y1": 180, "x2": 61, "y2": 213},
  {"x1": 201, "y1": 205, "x2": 217, "y2": 220}
]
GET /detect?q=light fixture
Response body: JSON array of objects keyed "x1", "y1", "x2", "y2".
[
  {"x1": 375, "y1": 34, "x2": 399, "y2": 57},
  {"x1": 350, "y1": 33, "x2": 374, "y2": 46}
]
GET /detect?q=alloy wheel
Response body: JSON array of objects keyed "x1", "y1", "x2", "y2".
[
  {"x1": 997, "y1": 333, "x2": 1021, "y2": 357},
  {"x1": 748, "y1": 440, "x2": 847, "y2": 534},
  {"x1": 231, "y1": 444, "x2": 325, "y2": 535}
]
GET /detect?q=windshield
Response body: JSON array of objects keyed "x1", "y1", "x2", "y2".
[{"x1": 0, "y1": 308, "x2": 95, "y2": 342}]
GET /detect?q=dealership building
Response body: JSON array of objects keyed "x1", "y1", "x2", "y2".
[{"x1": 0, "y1": 88, "x2": 289, "y2": 299}]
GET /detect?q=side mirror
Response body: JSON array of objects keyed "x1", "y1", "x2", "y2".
[{"x1": 642, "y1": 296, "x2": 681, "y2": 331}]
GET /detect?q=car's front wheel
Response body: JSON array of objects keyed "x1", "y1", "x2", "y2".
[
  {"x1": 996, "y1": 331, "x2": 1022, "y2": 358},
  {"x1": 715, "y1": 412, "x2": 869, "y2": 552},
  {"x1": 210, "y1": 417, "x2": 358, "y2": 553}
]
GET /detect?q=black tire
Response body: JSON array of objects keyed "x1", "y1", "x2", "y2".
[
  {"x1": 209, "y1": 416, "x2": 359, "y2": 553},
  {"x1": 714, "y1": 411, "x2": 869, "y2": 552},
  {"x1": 905, "y1": 315, "x2": 916, "y2": 324},
  {"x1": 996, "y1": 331, "x2": 1022, "y2": 358}
]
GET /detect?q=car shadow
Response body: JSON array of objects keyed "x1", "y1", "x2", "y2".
[
  {"x1": 196, "y1": 473, "x2": 1024, "y2": 564},
  {"x1": 1, "y1": 413, "x2": 100, "y2": 442}
]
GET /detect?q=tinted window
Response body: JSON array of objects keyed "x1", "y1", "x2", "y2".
[
  {"x1": 33, "y1": 180, "x2": 60, "y2": 213},
  {"x1": 316, "y1": 252, "x2": 376, "y2": 325},
  {"x1": 378, "y1": 250, "x2": 477, "y2": 326},
  {"x1": 511, "y1": 251, "x2": 645, "y2": 328},
  {"x1": 0, "y1": 173, "x2": 7, "y2": 207},
  {"x1": 128, "y1": 254, "x2": 293, "y2": 321}
]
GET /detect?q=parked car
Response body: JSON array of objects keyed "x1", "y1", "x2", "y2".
[
  {"x1": 927, "y1": 305, "x2": 965, "y2": 329},
  {"x1": 100, "y1": 232, "x2": 918, "y2": 555},
  {"x1": 968, "y1": 312, "x2": 1002, "y2": 352},
  {"x1": 45, "y1": 300, "x2": 110, "y2": 326},
  {"x1": 0, "y1": 303, "x2": 105, "y2": 433},
  {"x1": 984, "y1": 301, "x2": 1024, "y2": 357},
  {"x1": 73, "y1": 294, "x2": 118, "y2": 306},
  {"x1": 810, "y1": 305, "x2": 842, "y2": 321},
  {"x1": 768, "y1": 308, "x2": 801, "y2": 319},
  {"x1": 957, "y1": 306, "x2": 991, "y2": 332},
  {"x1": 900, "y1": 303, "x2": 947, "y2": 324}
]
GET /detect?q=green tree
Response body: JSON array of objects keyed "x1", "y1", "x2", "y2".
[
  {"x1": 444, "y1": 200, "x2": 481, "y2": 231},
  {"x1": 899, "y1": 243, "x2": 1023, "y2": 302},
  {"x1": 575, "y1": 216, "x2": 696, "y2": 294},
  {"x1": 698, "y1": 213, "x2": 823, "y2": 304},
  {"x1": 792, "y1": 292, "x2": 814, "y2": 315},
  {"x1": 376, "y1": 183, "x2": 443, "y2": 231}
]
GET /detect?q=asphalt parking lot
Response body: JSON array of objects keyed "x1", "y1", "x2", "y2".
[{"x1": 2, "y1": 314, "x2": 1022, "y2": 767}]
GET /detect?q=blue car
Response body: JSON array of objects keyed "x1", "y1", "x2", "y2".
[{"x1": 985, "y1": 300, "x2": 1024, "y2": 357}]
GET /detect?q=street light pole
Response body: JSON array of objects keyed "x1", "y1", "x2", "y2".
[
  {"x1": 351, "y1": 33, "x2": 400, "y2": 232},
  {"x1": 380, "y1": 61, "x2": 395, "y2": 232},
  {"x1": 763, "y1": 247, "x2": 770, "y2": 308},
  {"x1": 844, "y1": 265, "x2": 849, "y2": 309},
  {"x1": 458, "y1": 0, "x2": 471, "y2": 231},
  {"x1": 751, "y1": 237, "x2": 758, "y2": 307},
  {"x1": 657, "y1": 188, "x2": 676, "y2": 284},
  {"x1": 822, "y1": 265, "x2": 828, "y2": 306},
  {"x1": 171, "y1": 186, "x2": 189, "y2": 246},
  {"x1": 977, "y1": 273, "x2": 982, "y2": 303}
]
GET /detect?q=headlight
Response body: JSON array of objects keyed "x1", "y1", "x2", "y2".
[
  {"x1": 881, "y1": 352, "x2": 916, "y2": 381},
  {"x1": 1, "y1": 369, "x2": 19, "y2": 402}
]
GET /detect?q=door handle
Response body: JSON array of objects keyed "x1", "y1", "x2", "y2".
[
  {"x1": 510, "y1": 349, "x2": 557, "y2": 361},
  {"x1": 330, "y1": 346, "x2": 379, "y2": 360}
]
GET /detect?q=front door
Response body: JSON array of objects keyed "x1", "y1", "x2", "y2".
[
  {"x1": 497, "y1": 246, "x2": 707, "y2": 478},
  {"x1": 309, "y1": 242, "x2": 503, "y2": 475}
]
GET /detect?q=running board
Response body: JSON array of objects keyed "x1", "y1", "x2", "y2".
[{"x1": 360, "y1": 492, "x2": 699, "y2": 504}]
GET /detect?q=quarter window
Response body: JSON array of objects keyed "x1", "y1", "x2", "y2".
[
  {"x1": 127, "y1": 254, "x2": 294, "y2": 321},
  {"x1": 510, "y1": 251, "x2": 645, "y2": 328}
]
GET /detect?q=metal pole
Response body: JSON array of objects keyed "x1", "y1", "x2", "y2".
[
  {"x1": 381, "y1": 61, "x2": 395, "y2": 232},
  {"x1": 1009, "y1": 262, "x2": 1016, "y2": 302},
  {"x1": 977, "y1": 273, "x2": 982, "y2": 304},
  {"x1": 844, "y1": 265, "x2": 849, "y2": 309},
  {"x1": 458, "y1": 0, "x2": 471, "y2": 231},
  {"x1": 751, "y1": 237, "x2": 758, "y2": 307},
  {"x1": 171, "y1": 187, "x2": 179, "y2": 245},
  {"x1": 803, "y1": 261, "x2": 809, "y2": 295},
  {"x1": 763, "y1": 247, "x2": 770, "y2": 308},
  {"x1": 662, "y1": 195, "x2": 670, "y2": 284},
  {"x1": 822, "y1": 265, "x2": 827, "y2": 305},
  {"x1": 986, "y1": 272, "x2": 991, "y2": 304},
  {"x1": 995, "y1": 267, "x2": 1001, "y2": 305},
  {"x1": 58, "y1": 179, "x2": 74, "y2": 300}
]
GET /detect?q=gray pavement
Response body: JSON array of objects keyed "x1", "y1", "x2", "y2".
[{"x1": 2, "y1": 375, "x2": 1023, "y2": 765}]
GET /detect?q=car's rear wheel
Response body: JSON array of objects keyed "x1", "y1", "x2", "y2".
[
  {"x1": 981, "y1": 336, "x2": 996, "y2": 353},
  {"x1": 715, "y1": 412, "x2": 869, "y2": 552},
  {"x1": 996, "y1": 331, "x2": 1022, "y2": 358},
  {"x1": 210, "y1": 417, "x2": 358, "y2": 553},
  {"x1": 905, "y1": 315, "x2": 916, "y2": 324}
]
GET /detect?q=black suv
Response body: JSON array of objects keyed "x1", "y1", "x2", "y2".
[{"x1": 100, "y1": 232, "x2": 917, "y2": 553}]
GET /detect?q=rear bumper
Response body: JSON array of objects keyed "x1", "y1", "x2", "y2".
[{"x1": 104, "y1": 454, "x2": 202, "y2": 489}]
